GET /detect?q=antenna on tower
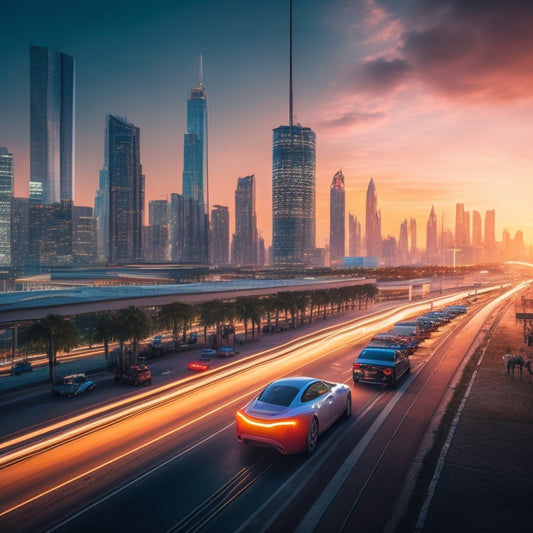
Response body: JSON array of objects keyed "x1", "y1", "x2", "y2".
[
  {"x1": 289, "y1": 0, "x2": 293, "y2": 127},
  {"x1": 199, "y1": 54, "x2": 203, "y2": 86}
]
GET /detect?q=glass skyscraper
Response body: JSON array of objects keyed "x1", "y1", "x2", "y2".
[
  {"x1": 329, "y1": 169, "x2": 345, "y2": 266},
  {"x1": 106, "y1": 115, "x2": 144, "y2": 263},
  {"x1": 181, "y1": 70, "x2": 209, "y2": 264},
  {"x1": 232, "y1": 175, "x2": 258, "y2": 266},
  {"x1": 0, "y1": 148, "x2": 13, "y2": 266},
  {"x1": 271, "y1": 3, "x2": 317, "y2": 267},
  {"x1": 29, "y1": 45, "x2": 75, "y2": 205},
  {"x1": 365, "y1": 177, "x2": 381, "y2": 258},
  {"x1": 272, "y1": 125, "x2": 316, "y2": 266}
]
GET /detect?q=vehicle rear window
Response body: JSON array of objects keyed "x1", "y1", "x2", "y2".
[
  {"x1": 359, "y1": 350, "x2": 394, "y2": 362},
  {"x1": 258, "y1": 385, "x2": 299, "y2": 407}
]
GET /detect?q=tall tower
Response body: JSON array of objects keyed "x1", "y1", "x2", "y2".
[
  {"x1": 329, "y1": 169, "x2": 345, "y2": 266},
  {"x1": 0, "y1": 148, "x2": 13, "y2": 266},
  {"x1": 272, "y1": 0, "x2": 316, "y2": 266},
  {"x1": 232, "y1": 175, "x2": 258, "y2": 266},
  {"x1": 181, "y1": 58, "x2": 209, "y2": 264},
  {"x1": 106, "y1": 115, "x2": 144, "y2": 263},
  {"x1": 30, "y1": 46, "x2": 75, "y2": 205},
  {"x1": 211, "y1": 204, "x2": 229, "y2": 266},
  {"x1": 455, "y1": 203, "x2": 465, "y2": 246},
  {"x1": 348, "y1": 213, "x2": 361, "y2": 257},
  {"x1": 365, "y1": 178, "x2": 381, "y2": 258},
  {"x1": 426, "y1": 205, "x2": 438, "y2": 264}
]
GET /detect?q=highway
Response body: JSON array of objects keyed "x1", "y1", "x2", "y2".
[{"x1": 0, "y1": 284, "x2": 524, "y2": 533}]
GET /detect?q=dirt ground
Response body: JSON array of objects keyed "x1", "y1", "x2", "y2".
[{"x1": 421, "y1": 297, "x2": 533, "y2": 533}]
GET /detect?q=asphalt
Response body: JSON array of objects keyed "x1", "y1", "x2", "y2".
[{"x1": 1, "y1": 299, "x2": 532, "y2": 532}]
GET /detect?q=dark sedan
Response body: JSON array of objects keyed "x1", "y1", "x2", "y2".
[{"x1": 353, "y1": 347, "x2": 410, "y2": 387}]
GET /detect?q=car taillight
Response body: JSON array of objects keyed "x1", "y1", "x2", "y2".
[{"x1": 353, "y1": 363, "x2": 360, "y2": 370}]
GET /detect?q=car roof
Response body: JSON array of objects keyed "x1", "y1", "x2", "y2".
[{"x1": 266, "y1": 376, "x2": 318, "y2": 389}]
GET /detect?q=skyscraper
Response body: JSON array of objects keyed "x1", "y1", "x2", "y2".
[
  {"x1": 181, "y1": 62, "x2": 209, "y2": 264},
  {"x1": 455, "y1": 203, "x2": 465, "y2": 246},
  {"x1": 398, "y1": 219, "x2": 409, "y2": 265},
  {"x1": 211, "y1": 204, "x2": 229, "y2": 267},
  {"x1": 348, "y1": 213, "x2": 361, "y2": 257},
  {"x1": 426, "y1": 205, "x2": 438, "y2": 264},
  {"x1": 365, "y1": 178, "x2": 381, "y2": 258},
  {"x1": 94, "y1": 167, "x2": 108, "y2": 260},
  {"x1": 0, "y1": 148, "x2": 13, "y2": 266},
  {"x1": 472, "y1": 210, "x2": 482, "y2": 248},
  {"x1": 232, "y1": 175, "x2": 258, "y2": 266},
  {"x1": 106, "y1": 115, "x2": 144, "y2": 263},
  {"x1": 409, "y1": 218, "x2": 417, "y2": 264},
  {"x1": 29, "y1": 46, "x2": 75, "y2": 205},
  {"x1": 272, "y1": 2, "x2": 316, "y2": 266},
  {"x1": 329, "y1": 169, "x2": 345, "y2": 266}
]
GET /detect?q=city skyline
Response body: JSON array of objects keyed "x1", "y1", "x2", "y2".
[{"x1": 1, "y1": 1, "x2": 533, "y2": 249}]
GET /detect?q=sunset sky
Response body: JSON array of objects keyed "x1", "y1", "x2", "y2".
[{"x1": 1, "y1": 0, "x2": 532, "y2": 251}]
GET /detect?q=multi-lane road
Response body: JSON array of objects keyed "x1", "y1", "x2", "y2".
[{"x1": 0, "y1": 284, "x2": 525, "y2": 533}]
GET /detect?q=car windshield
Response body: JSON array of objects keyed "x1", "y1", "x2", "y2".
[
  {"x1": 360, "y1": 350, "x2": 394, "y2": 362},
  {"x1": 258, "y1": 384, "x2": 300, "y2": 407}
]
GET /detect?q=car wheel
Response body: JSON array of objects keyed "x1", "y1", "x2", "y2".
[
  {"x1": 343, "y1": 393, "x2": 352, "y2": 418},
  {"x1": 390, "y1": 371, "x2": 397, "y2": 388},
  {"x1": 306, "y1": 417, "x2": 319, "y2": 454}
]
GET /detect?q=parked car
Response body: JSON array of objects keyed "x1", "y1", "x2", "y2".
[
  {"x1": 236, "y1": 376, "x2": 351, "y2": 455},
  {"x1": 444, "y1": 305, "x2": 467, "y2": 315},
  {"x1": 115, "y1": 364, "x2": 152, "y2": 385},
  {"x1": 353, "y1": 347, "x2": 410, "y2": 387},
  {"x1": 12, "y1": 361, "x2": 33, "y2": 375},
  {"x1": 149, "y1": 335, "x2": 162, "y2": 348},
  {"x1": 52, "y1": 373, "x2": 96, "y2": 397}
]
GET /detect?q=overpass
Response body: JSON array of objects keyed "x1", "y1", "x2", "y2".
[{"x1": 0, "y1": 277, "x2": 376, "y2": 325}]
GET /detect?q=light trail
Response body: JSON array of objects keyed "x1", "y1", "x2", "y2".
[{"x1": 0, "y1": 287, "x2": 497, "y2": 463}]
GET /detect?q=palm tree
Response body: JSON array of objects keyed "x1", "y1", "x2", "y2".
[
  {"x1": 159, "y1": 302, "x2": 194, "y2": 349},
  {"x1": 112, "y1": 307, "x2": 151, "y2": 370},
  {"x1": 92, "y1": 312, "x2": 114, "y2": 365},
  {"x1": 26, "y1": 314, "x2": 80, "y2": 384},
  {"x1": 235, "y1": 296, "x2": 256, "y2": 342}
]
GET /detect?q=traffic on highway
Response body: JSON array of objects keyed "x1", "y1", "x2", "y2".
[{"x1": 0, "y1": 282, "x2": 527, "y2": 533}]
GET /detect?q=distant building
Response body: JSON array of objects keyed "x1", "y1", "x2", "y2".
[
  {"x1": 11, "y1": 198, "x2": 29, "y2": 269},
  {"x1": 94, "y1": 167, "x2": 108, "y2": 260},
  {"x1": 329, "y1": 170, "x2": 345, "y2": 266},
  {"x1": 409, "y1": 218, "x2": 417, "y2": 264},
  {"x1": 397, "y1": 220, "x2": 409, "y2": 265},
  {"x1": 106, "y1": 115, "x2": 144, "y2": 263},
  {"x1": 170, "y1": 193, "x2": 184, "y2": 262},
  {"x1": 181, "y1": 68, "x2": 209, "y2": 264},
  {"x1": 348, "y1": 213, "x2": 361, "y2": 257},
  {"x1": 365, "y1": 178, "x2": 381, "y2": 258},
  {"x1": 232, "y1": 175, "x2": 258, "y2": 266},
  {"x1": 272, "y1": 125, "x2": 316, "y2": 266},
  {"x1": 147, "y1": 200, "x2": 170, "y2": 262},
  {"x1": 29, "y1": 200, "x2": 73, "y2": 267},
  {"x1": 426, "y1": 205, "x2": 439, "y2": 264},
  {"x1": 381, "y1": 235, "x2": 397, "y2": 266},
  {"x1": 455, "y1": 203, "x2": 465, "y2": 247},
  {"x1": 73, "y1": 206, "x2": 97, "y2": 265},
  {"x1": 29, "y1": 46, "x2": 75, "y2": 205},
  {"x1": 211, "y1": 204, "x2": 229, "y2": 267},
  {"x1": 0, "y1": 148, "x2": 13, "y2": 266}
]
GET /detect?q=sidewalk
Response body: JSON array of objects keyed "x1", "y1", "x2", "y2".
[{"x1": 412, "y1": 300, "x2": 533, "y2": 532}]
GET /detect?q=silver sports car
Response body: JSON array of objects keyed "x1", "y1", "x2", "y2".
[{"x1": 236, "y1": 376, "x2": 352, "y2": 455}]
